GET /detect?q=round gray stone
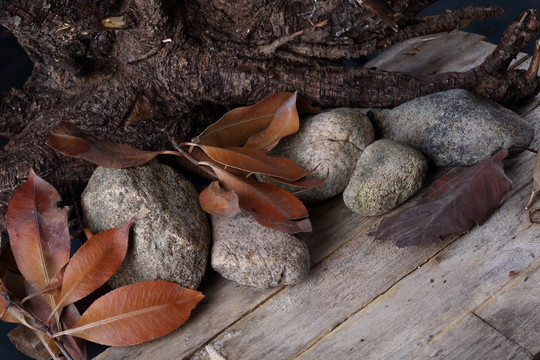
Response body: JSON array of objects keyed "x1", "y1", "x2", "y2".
[
  {"x1": 267, "y1": 108, "x2": 375, "y2": 203},
  {"x1": 368, "y1": 89, "x2": 534, "y2": 166},
  {"x1": 81, "y1": 160, "x2": 210, "y2": 290},
  {"x1": 211, "y1": 212, "x2": 310, "y2": 288},
  {"x1": 343, "y1": 139, "x2": 428, "y2": 216}
]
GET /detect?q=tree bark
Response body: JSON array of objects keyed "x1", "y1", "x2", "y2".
[{"x1": 1, "y1": 0, "x2": 539, "y2": 232}]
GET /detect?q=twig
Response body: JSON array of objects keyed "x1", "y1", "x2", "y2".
[{"x1": 258, "y1": 20, "x2": 328, "y2": 56}]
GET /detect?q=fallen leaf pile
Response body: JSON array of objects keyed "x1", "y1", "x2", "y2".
[
  {"x1": 1, "y1": 170, "x2": 203, "y2": 359},
  {"x1": 47, "y1": 92, "x2": 322, "y2": 233}
]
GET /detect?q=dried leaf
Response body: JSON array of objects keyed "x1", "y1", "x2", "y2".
[
  {"x1": 6, "y1": 170, "x2": 70, "y2": 304},
  {"x1": 375, "y1": 150, "x2": 512, "y2": 247},
  {"x1": 46, "y1": 122, "x2": 168, "y2": 168},
  {"x1": 200, "y1": 181, "x2": 240, "y2": 217},
  {"x1": 193, "y1": 144, "x2": 309, "y2": 181},
  {"x1": 53, "y1": 220, "x2": 131, "y2": 313},
  {"x1": 55, "y1": 281, "x2": 204, "y2": 346},
  {"x1": 244, "y1": 92, "x2": 298, "y2": 151},
  {"x1": 193, "y1": 92, "x2": 313, "y2": 148},
  {"x1": 525, "y1": 152, "x2": 540, "y2": 209},
  {"x1": 200, "y1": 162, "x2": 311, "y2": 233},
  {"x1": 123, "y1": 93, "x2": 153, "y2": 125}
]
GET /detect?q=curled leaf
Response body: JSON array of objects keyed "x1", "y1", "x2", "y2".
[
  {"x1": 244, "y1": 92, "x2": 299, "y2": 151},
  {"x1": 200, "y1": 162, "x2": 311, "y2": 233},
  {"x1": 375, "y1": 150, "x2": 512, "y2": 247},
  {"x1": 55, "y1": 281, "x2": 204, "y2": 346},
  {"x1": 193, "y1": 144, "x2": 309, "y2": 181},
  {"x1": 193, "y1": 92, "x2": 317, "y2": 148},
  {"x1": 46, "y1": 122, "x2": 170, "y2": 168},
  {"x1": 200, "y1": 181, "x2": 241, "y2": 217}
]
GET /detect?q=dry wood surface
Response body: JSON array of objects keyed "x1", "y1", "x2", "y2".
[{"x1": 97, "y1": 30, "x2": 540, "y2": 360}]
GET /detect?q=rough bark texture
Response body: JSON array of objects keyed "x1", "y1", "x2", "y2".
[{"x1": 1, "y1": 0, "x2": 540, "y2": 232}]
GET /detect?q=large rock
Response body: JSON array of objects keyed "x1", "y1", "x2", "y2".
[
  {"x1": 267, "y1": 108, "x2": 375, "y2": 203},
  {"x1": 81, "y1": 160, "x2": 210, "y2": 289},
  {"x1": 343, "y1": 139, "x2": 428, "y2": 216},
  {"x1": 368, "y1": 89, "x2": 534, "y2": 166},
  {"x1": 211, "y1": 212, "x2": 310, "y2": 288}
]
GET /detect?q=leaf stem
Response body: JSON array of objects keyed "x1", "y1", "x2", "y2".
[{"x1": 3, "y1": 293, "x2": 74, "y2": 360}]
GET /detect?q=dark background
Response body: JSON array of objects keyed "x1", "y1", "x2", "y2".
[{"x1": 1, "y1": 1, "x2": 539, "y2": 359}]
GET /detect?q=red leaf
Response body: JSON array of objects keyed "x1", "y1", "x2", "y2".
[
  {"x1": 6, "y1": 170, "x2": 70, "y2": 308},
  {"x1": 59, "y1": 304, "x2": 87, "y2": 360},
  {"x1": 199, "y1": 181, "x2": 241, "y2": 217},
  {"x1": 46, "y1": 122, "x2": 168, "y2": 168},
  {"x1": 53, "y1": 220, "x2": 131, "y2": 312},
  {"x1": 193, "y1": 144, "x2": 309, "y2": 181},
  {"x1": 54, "y1": 281, "x2": 204, "y2": 346},
  {"x1": 244, "y1": 92, "x2": 299, "y2": 151},
  {"x1": 375, "y1": 150, "x2": 512, "y2": 247},
  {"x1": 200, "y1": 162, "x2": 311, "y2": 233}
]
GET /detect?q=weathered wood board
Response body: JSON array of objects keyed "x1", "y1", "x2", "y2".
[{"x1": 97, "y1": 31, "x2": 540, "y2": 360}]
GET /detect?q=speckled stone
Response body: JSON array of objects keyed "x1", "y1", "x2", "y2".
[
  {"x1": 81, "y1": 160, "x2": 210, "y2": 290},
  {"x1": 368, "y1": 89, "x2": 534, "y2": 166},
  {"x1": 343, "y1": 139, "x2": 428, "y2": 216},
  {"x1": 211, "y1": 212, "x2": 310, "y2": 288},
  {"x1": 267, "y1": 108, "x2": 375, "y2": 203}
]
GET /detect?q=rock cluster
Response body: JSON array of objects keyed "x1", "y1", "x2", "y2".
[
  {"x1": 267, "y1": 108, "x2": 374, "y2": 203},
  {"x1": 81, "y1": 90, "x2": 535, "y2": 289}
]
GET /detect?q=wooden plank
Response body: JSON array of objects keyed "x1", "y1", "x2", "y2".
[
  {"x1": 365, "y1": 30, "x2": 528, "y2": 75},
  {"x1": 295, "y1": 175, "x2": 540, "y2": 359},
  {"x1": 406, "y1": 314, "x2": 531, "y2": 360},
  {"x1": 365, "y1": 31, "x2": 486, "y2": 73},
  {"x1": 475, "y1": 259, "x2": 540, "y2": 355}
]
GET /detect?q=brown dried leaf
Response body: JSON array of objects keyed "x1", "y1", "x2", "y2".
[
  {"x1": 46, "y1": 122, "x2": 168, "y2": 168},
  {"x1": 59, "y1": 304, "x2": 87, "y2": 360},
  {"x1": 200, "y1": 162, "x2": 311, "y2": 233},
  {"x1": 0, "y1": 287, "x2": 22, "y2": 324},
  {"x1": 244, "y1": 92, "x2": 298, "y2": 151},
  {"x1": 375, "y1": 150, "x2": 512, "y2": 247},
  {"x1": 193, "y1": 92, "x2": 316, "y2": 148},
  {"x1": 53, "y1": 220, "x2": 131, "y2": 313},
  {"x1": 123, "y1": 93, "x2": 153, "y2": 125},
  {"x1": 6, "y1": 170, "x2": 70, "y2": 308},
  {"x1": 200, "y1": 181, "x2": 241, "y2": 217},
  {"x1": 55, "y1": 281, "x2": 204, "y2": 346},
  {"x1": 193, "y1": 144, "x2": 309, "y2": 181}
]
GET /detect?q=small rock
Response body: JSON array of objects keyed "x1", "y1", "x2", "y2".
[
  {"x1": 343, "y1": 139, "x2": 428, "y2": 216},
  {"x1": 82, "y1": 160, "x2": 210, "y2": 289},
  {"x1": 267, "y1": 108, "x2": 374, "y2": 203},
  {"x1": 211, "y1": 212, "x2": 310, "y2": 288},
  {"x1": 368, "y1": 89, "x2": 534, "y2": 166}
]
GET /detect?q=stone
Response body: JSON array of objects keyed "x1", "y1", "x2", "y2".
[
  {"x1": 368, "y1": 89, "x2": 534, "y2": 166},
  {"x1": 343, "y1": 139, "x2": 428, "y2": 216},
  {"x1": 211, "y1": 212, "x2": 310, "y2": 288},
  {"x1": 81, "y1": 160, "x2": 210, "y2": 290},
  {"x1": 267, "y1": 107, "x2": 375, "y2": 203}
]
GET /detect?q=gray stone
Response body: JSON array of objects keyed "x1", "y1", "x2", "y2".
[
  {"x1": 368, "y1": 89, "x2": 534, "y2": 166},
  {"x1": 81, "y1": 160, "x2": 210, "y2": 289},
  {"x1": 211, "y1": 212, "x2": 310, "y2": 288},
  {"x1": 267, "y1": 108, "x2": 375, "y2": 203},
  {"x1": 343, "y1": 139, "x2": 428, "y2": 216}
]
